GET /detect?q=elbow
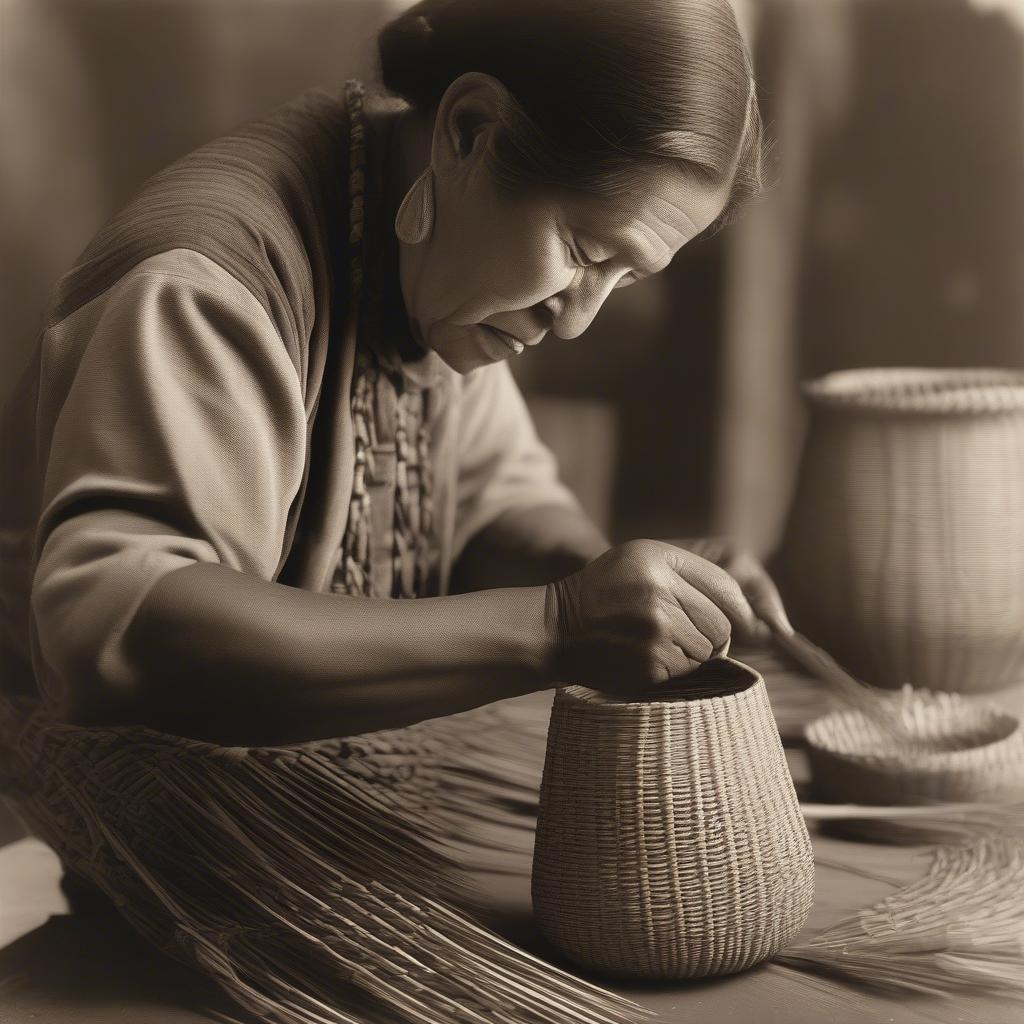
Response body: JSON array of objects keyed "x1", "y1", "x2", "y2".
[
  {"x1": 30, "y1": 614, "x2": 147, "y2": 729},
  {"x1": 30, "y1": 567, "x2": 151, "y2": 729},
  {"x1": 29, "y1": 644, "x2": 141, "y2": 730},
  {"x1": 29, "y1": 514, "x2": 220, "y2": 726},
  {"x1": 51, "y1": 674, "x2": 137, "y2": 729}
]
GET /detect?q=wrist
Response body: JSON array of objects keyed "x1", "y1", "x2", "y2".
[
  {"x1": 543, "y1": 581, "x2": 562, "y2": 682},
  {"x1": 541, "y1": 575, "x2": 578, "y2": 687},
  {"x1": 480, "y1": 584, "x2": 560, "y2": 691}
]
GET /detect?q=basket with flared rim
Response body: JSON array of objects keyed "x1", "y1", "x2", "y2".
[
  {"x1": 801, "y1": 366, "x2": 1024, "y2": 415},
  {"x1": 531, "y1": 657, "x2": 815, "y2": 980},
  {"x1": 776, "y1": 365, "x2": 1024, "y2": 694}
]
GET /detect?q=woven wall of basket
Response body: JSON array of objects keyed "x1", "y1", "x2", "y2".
[
  {"x1": 775, "y1": 367, "x2": 1024, "y2": 694},
  {"x1": 531, "y1": 657, "x2": 815, "y2": 980}
]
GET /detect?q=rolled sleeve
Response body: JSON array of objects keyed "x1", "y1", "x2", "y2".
[
  {"x1": 452, "y1": 360, "x2": 582, "y2": 564},
  {"x1": 30, "y1": 251, "x2": 307, "y2": 709}
]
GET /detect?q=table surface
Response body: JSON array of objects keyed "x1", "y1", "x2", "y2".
[{"x1": 2, "y1": 652, "x2": 1022, "y2": 1024}]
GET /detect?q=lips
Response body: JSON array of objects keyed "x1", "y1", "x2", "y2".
[
  {"x1": 480, "y1": 322, "x2": 546, "y2": 354},
  {"x1": 480, "y1": 324, "x2": 525, "y2": 355}
]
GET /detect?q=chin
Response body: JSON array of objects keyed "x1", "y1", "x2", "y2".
[
  {"x1": 441, "y1": 349, "x2": 504, "y2": 374},
  {"x1": 427, "y1": 322, "x2": 508, "y2": 374}
]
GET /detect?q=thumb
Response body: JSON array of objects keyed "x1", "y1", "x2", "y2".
[{"x1": 742, "y1": 571, "x2": 794, "y2": 638}]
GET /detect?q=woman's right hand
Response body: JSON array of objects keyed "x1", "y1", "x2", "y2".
[{"x1": 545, "y1": 539, "x2": 764, "y2": 694}]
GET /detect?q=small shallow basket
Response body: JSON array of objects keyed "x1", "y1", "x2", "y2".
[
  {"x1": 805, "y1": 688, "x2": 1024, "y2": 804},
  {"x1": 776, "y1": 366, "x2": 1024, "y2": 694},
  {"x1": 531, "y1": 657, "x2": 815, "y2": 980}
]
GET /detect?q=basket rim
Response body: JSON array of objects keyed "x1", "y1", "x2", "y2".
[
  {"x1": 804, "y1": 697, "x2": 1023, "y2": 772},
  {"x1": 558, "y1": 656, "x2": 763, "y2": 710},
  {"x1": 802, "y1": 367, "x2": 1024, "y2": 415}
]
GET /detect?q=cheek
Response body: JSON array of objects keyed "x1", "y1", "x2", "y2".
[
  {"x1": 488, "y1": 239, "x2": 567, "y2": 304},
  {"x1": 461, "y1": 235, "x2": 570, "y2": 322},
  {"x1": 409, "y1": 185, "x2": 573, "y2": 327}
]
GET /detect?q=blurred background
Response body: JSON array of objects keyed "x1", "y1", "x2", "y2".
[{"x1": 2, "y1": 0, "x2": 1022, "y2": 556}]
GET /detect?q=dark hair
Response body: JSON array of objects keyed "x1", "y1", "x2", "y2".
[{"x1": 378, "y1": 0, "x2": 769, "y2": 236}]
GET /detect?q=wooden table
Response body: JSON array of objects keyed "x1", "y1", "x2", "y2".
[{"x1": 2, "y1": 654, "x2": 1021, "y2": 1024}]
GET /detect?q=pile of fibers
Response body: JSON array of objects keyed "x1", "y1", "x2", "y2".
[
  {"x1": 778, "y1": 838, "x2": 1024, "y2": 999},
  {"x1": 6, "y1": 662, "x2": 1024, "y2": 1017},
  {"x1": 0, "y1": 690, "x2": 639, "y2": 1024}
]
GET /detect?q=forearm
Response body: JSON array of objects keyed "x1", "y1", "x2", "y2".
[
  {"x1": 93, "y1": 562, "x2": 554, "y2": 745},
  {"x1": 450, "y1": 504, "x2": 611, "y2": 592}
]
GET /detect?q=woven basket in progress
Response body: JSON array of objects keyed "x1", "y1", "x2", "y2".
[
  {"x1": 806, "y1": 688, "x2": 1024, "y2": 804},
  {"x1": 776, "y1": 366, "x2": 1024, "y2": 694},
  {"x1": 531, "y1": 657, "x2": 815, "y2": 980}
]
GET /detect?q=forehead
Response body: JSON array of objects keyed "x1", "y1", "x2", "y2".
[{"x1": 557, "y1": 163, "x2": 731, "y2": 264}]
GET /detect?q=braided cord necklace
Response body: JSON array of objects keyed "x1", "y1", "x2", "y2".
[{"x1": 334, "y1": 81, "x2": 436, "y2": 600}]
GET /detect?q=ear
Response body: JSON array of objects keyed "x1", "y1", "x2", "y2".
[{"x1": 430, "y1": 72, "x2": 512, "y2": 179}]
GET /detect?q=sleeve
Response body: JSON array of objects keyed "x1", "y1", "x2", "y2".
[
  {"x1": 30, "y1": 251, "x2": 307, "y2": 709},
  {"x1": 452, "y1": 359, "x2": 584, "y2": 564}
]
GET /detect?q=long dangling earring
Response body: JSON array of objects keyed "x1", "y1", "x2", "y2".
[{"x1": 394, "y1": 167, "x2": 435, "y2": 245}]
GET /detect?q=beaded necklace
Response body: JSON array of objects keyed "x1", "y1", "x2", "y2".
[{"x1": 333, "y1": 80, "x2": 436, "y2": 600}]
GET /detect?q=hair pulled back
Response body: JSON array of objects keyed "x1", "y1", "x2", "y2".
[{"x1": 377, "y1": 0, "x2": 767, "y2": 234}]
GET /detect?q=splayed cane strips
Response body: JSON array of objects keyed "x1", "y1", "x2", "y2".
[
  {"x1": 777, "y1": 838, "x2": 1024, "y2": 1000},
  {"x1": 1, "y1": 689, "x2": 647, "y2": 1024}
]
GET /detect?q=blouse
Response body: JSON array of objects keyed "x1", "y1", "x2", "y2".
[{"x1": 0, "y1": 84, "x2": 581, "y2": 712}]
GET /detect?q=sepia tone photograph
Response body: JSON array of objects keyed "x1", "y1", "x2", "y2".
[{"x1": 1, "y1": 0, "x2": 1023, "y2": 1022}]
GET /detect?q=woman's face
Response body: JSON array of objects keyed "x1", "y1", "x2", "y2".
[{"x1": 396, "y1": 77, "x2": 733, "y2": 375}]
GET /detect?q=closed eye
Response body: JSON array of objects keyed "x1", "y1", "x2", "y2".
[
  {"x1": 564, "y1": 233, "x2": 647, "y2": 287},
  {"x1": 564, "y1": 237, "x2": 596, "y2": 269}
]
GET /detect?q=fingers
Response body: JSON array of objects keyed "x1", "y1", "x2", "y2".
[
  {"x1": 664, "y1": 546, "x2": 762, "y2": 641},
  {"x1": 554, "y1": 538, "x2": 783, "y2": 694},
  {"x1": 663, "y1": 574, "x2": 732, "y2": 658},
  {"x1": 661, "y1": 540, "x2": 793, "y2": 647}
]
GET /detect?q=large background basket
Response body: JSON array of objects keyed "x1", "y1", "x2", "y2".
[{"x1": 775, "y1": 367, "x2": 1024, "y2": 694}]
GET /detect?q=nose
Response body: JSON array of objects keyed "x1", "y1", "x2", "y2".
[{"x1": 544, "y1": 272, "x2": 618, "y2": 340}]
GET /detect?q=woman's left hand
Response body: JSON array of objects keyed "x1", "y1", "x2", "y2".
[{"x1": 671, "y1": 536, "x2": 793, "y2": 647}]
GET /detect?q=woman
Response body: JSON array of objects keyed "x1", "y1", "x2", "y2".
[{"x1": 1, "y1": 0, "x2": 788, "y2": 748}]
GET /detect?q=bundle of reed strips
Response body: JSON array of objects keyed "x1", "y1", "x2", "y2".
[
  {"x1": 774, "y1": 629, "x2": 921, "y2": 740},
  {"x1": 0, "y1": 690, "x2": 641, "y2": 1024},
  {"x1": 777, "y1": 838, "x2": 1024, "y2": 999}
]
